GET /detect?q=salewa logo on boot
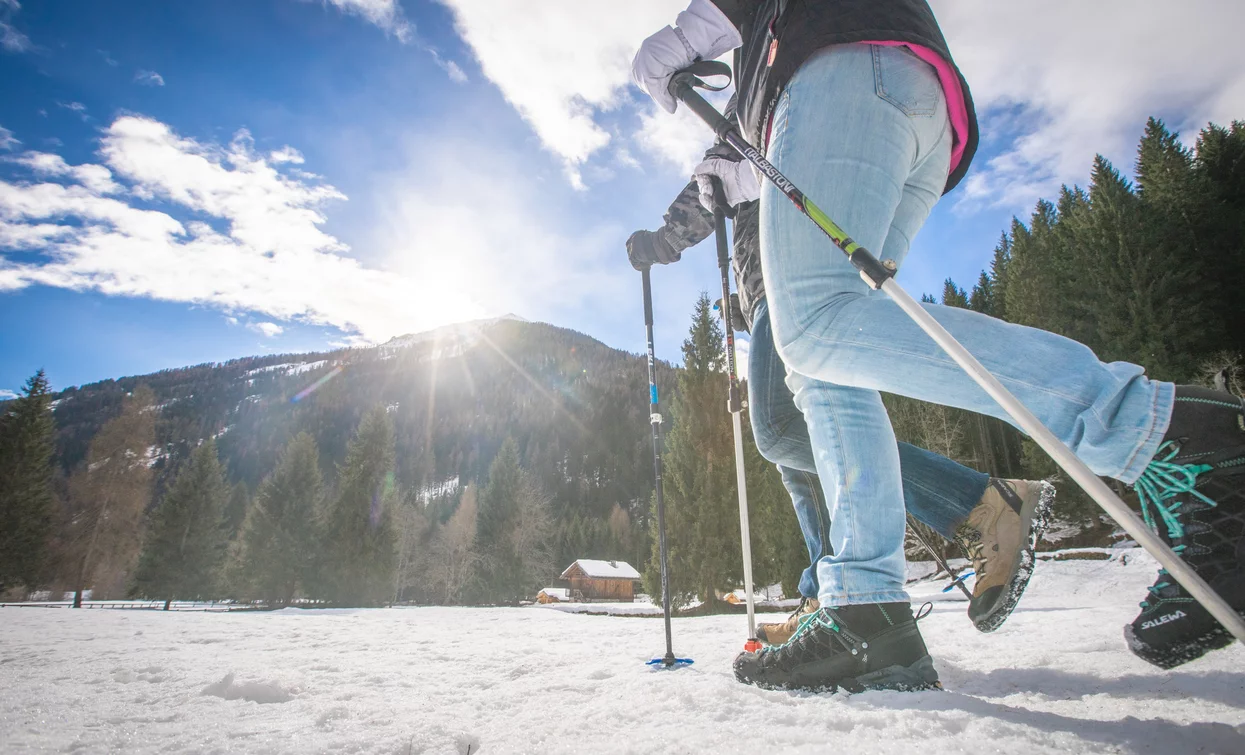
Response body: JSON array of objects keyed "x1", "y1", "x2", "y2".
[{"x1": 1141, "y1": 610, "x2": 1188, "y2": 631}]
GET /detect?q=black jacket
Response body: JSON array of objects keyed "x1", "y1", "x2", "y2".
[{"x1": 710, "y1": 0, "x2": 978, "y2": 193}]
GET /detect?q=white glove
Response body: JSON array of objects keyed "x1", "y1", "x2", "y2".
[
  {"x1": 631, "y1": 0, "x2": 742, "y2": 114},
  {"x1": 693, "y1": 157, "x2": 760, "y2": 212}
]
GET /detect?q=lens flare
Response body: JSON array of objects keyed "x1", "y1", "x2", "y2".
[{"x1": 291, "y1": 365, "x2": 343, "y2": 403}]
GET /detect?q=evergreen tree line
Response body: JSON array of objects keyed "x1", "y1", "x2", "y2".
[
  {"x1": 0, "y1": 381, "x2": 572, "y2": 607},
  {"x1": 892, "y1": 118, "x2": 1245, "y2": 553}
]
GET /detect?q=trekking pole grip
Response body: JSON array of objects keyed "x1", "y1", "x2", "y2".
[{"x1": 668, "y1": 61, "x2": 735, "y2": 140}]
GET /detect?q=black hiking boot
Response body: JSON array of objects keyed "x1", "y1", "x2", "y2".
[
  {"x1": 956, "y1": 479, "x2": 1056, "y2": 633},
  {"x1": 1126, "y1": 386, "x2": 1245, "y2": 668},
  {"x1": 733, "y1": 602, "x2": 941, "y2": 693}
]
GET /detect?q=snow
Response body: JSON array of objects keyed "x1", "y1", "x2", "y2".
[
  {"x1": 244, "y1": 360, "x2": 328, "y2": 378},
  {"x1": 417, "y1": 476, "x2": 460, "y2": 504},
  {"x1": 562, "y1": 559, "x2": 641, "y2": 580},
  {"x1": 2, "y1": 549, "x2": 1244, "y2": 754}
]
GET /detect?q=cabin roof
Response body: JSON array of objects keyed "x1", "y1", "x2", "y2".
[{"x1": 560, "y1": 559, "x2": 641, "y2": 580}]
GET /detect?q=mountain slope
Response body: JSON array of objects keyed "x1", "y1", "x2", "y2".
[{"x1": 47, "y1": 319, "x2": 677, "y2": 539}]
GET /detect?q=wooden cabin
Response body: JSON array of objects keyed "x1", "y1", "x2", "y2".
[{"x1": 560, "y1": 559, "x2": 641, "y2": 602}]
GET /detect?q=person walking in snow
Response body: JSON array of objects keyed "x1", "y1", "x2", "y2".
[
  {"x1": 627, "y1": 96, "x2": 1053, "y2": 644},
  {"x1": 631, "y1": 0, "x2": 1245, "y2": 691}
]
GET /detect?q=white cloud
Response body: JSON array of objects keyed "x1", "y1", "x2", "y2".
[
  {"x1": 429, "y1": 50, "x2": 468, "y2": 84},
  {"x1": 0, "y1": 115, "x2": 505, "y2": 342},
  {"x1": 0, "y1": 125, "x2": 18, "y2": 151},
  {"x1": 7, "y1": 151, "x2": 122, "y2": 194},
  {"x1": 0, "y1": 0, "x2": 31, "y2": 54},
  {"x1": 134, "y1": 69, "x2": 165, "y2": 87},
  {"x1": 0, "y1": 388, "x2": 18, "y2": 400},
  {"x1": 437, "y1": 0, "x2": 686, "y2": 187},
  {"x1": 635, "y1": 89, "x2": 732, "y2": 176},
  {"x1": 930, "y1": 0, "x2": 1245, "y2": 211},
  {"x1": 269, "y1": 146, "x2": 305, "y2": 164},
  {"x1": 313, "y1": 0, "x2": 411, "y2": 41},
  {"x1": 248, "y1": 321, "x2": 284, "y2": 338},
  {"x1": 57, "y1": 102, "x2": 89, "y2": 122}
]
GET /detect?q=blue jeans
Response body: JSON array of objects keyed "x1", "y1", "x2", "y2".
[
  {"x1": 749, "y1": 299, "x2": 988, "y2": 600},
  {"x1": 760, "y1": 45, "x2": 1174, "y2": 606}
]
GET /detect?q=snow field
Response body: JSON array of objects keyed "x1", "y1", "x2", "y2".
[{"x1": 1, "y1": 550, "x2": 1243, "y2": 754}]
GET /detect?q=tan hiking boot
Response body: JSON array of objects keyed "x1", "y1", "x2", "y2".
[
  {"x1": 955, "y1": 479, "x2": 1055, "y2": 632},
  {"x1": 756, "y1": 597, "x2": 819, "y2": 646}
]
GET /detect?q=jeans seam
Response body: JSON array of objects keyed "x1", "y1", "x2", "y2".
[
  {"x1": 803, "y1": 469, "x2": 831, "y2": 561},
  {"x1": 827, "y1": 388, "x2": 858, "y2": 601}
]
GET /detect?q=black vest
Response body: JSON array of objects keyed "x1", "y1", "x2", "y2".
[{"x1": 712, "y1": 0, "x2": 979, "y2": 193}]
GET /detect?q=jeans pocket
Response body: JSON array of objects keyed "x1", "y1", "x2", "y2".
[{"x1": 872, "y1": 45, "x2": 938, "y2": 118}]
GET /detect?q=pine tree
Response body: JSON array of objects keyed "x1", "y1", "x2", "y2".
[
  {"x1": 236, "y1": 433, "x2": 322, "y2": 605},
  {"x1": 1193, "y1": 121, "x2": 1245, "y2": 354},
  {"x1": 223, "y1": 482, "x2": 250, "y2": 539},
  {"x1": 132, "y1": 440, "x2": 229, "y2": 607},
  {"x1": 643, "y1": 293, "x2": 740, "y2": 610},
  {"x1": 475, "y1": 438, "x2": 525, "y2": 603},
  {"x1": 941, "y1": 279, "x2": 969, "y2": 309},
  {"x1": 64, "y1": 386, "x2": 156, "y2": 605},
  {"x1": 0, "y1": 370, "x2": 57, "y2": 593},
  {"x1": 967, "y1": 271, "x2": 995, "y2": 315},
  {"x1": 317, "y1": 408, "x2": 397, "y2": 607},
  {"x1": 743, "y1": 430, "x2": 807, "y2": 599}
]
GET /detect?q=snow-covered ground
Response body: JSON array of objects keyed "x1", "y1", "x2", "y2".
[{"x1": 2, "y1": 550, "x2": 1243, "y2": 754}]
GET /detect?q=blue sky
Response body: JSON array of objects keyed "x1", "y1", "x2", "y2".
[{"x1": 1, "y1": 0, "x2": 1241, "y2": 396}]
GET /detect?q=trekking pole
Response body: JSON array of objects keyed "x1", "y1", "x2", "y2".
[
  {"x1": 668, "y1": 60, "x2": 1245, "y2": 645},
  {"x1": 641, "y1": 267, "x2": 693, "y2": 669},
  {"x1": 906, "y1": 515, "x2": 973, "y2": 600},
  {"x1": 708, "y1": 179, "x2": 763, "y2": 654}
]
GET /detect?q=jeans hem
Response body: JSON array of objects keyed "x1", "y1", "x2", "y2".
[{"x1": 1115, "y1": 381, "x2": 1176, "y2": 484}]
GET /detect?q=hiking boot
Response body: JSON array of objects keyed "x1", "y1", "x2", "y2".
[
  {"x1": 955, "y1": 478, "x2": 1056, "y2": 633},
  {"x1": 733, "y1": 602, "x2": 941, "y2": 693},
  {"x1": 1126, "y1": 385, "x2": 1245, "y2": 668},
  {"x1": 757, "y1": 597, "x2": 819, "y2": 646}
]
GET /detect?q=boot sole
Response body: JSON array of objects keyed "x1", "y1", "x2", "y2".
[
  {"x1": 972, "y1": 481, "x2": 1056, "y2": 633},
  {"x1": 1124, "y1": 614, "x2": 1243, "y2": 669},
  {"x1": 745, "y1": 656, "x2": 943, "y2": 694},
  {"x1": 839, "y1": 655, "x2": 942, "y2": 693}
]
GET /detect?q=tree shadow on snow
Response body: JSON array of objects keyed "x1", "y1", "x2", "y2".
[
  {"x1": 870, "y1": 690, "x2": 1245, "y2": 755},
  {"x1": 953, "y1": 665, "x2": 1245, "y2": 708}
]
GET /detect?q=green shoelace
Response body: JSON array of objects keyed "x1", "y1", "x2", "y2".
[
  {"x1": 1133, "y1": 441, "x2": 1215, "y2": 540},
  {"x1": 1133, "y1": 441, "x2": 1215, "y2": 609}
]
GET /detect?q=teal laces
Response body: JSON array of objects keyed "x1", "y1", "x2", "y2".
[
  {"x1": 774, "y1": 608, "x2": 835, "y2": 651},
  {"x1": 1133, "y1": 441, "x2": 1215, "y2": 541},
  {"x1": 1134, "y1": 440, "x2": 1217, "y2": 610}
]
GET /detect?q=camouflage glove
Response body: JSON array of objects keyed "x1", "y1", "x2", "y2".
[{"x1": 626, "y1": 229, "x2": 682, "y2": 271}]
